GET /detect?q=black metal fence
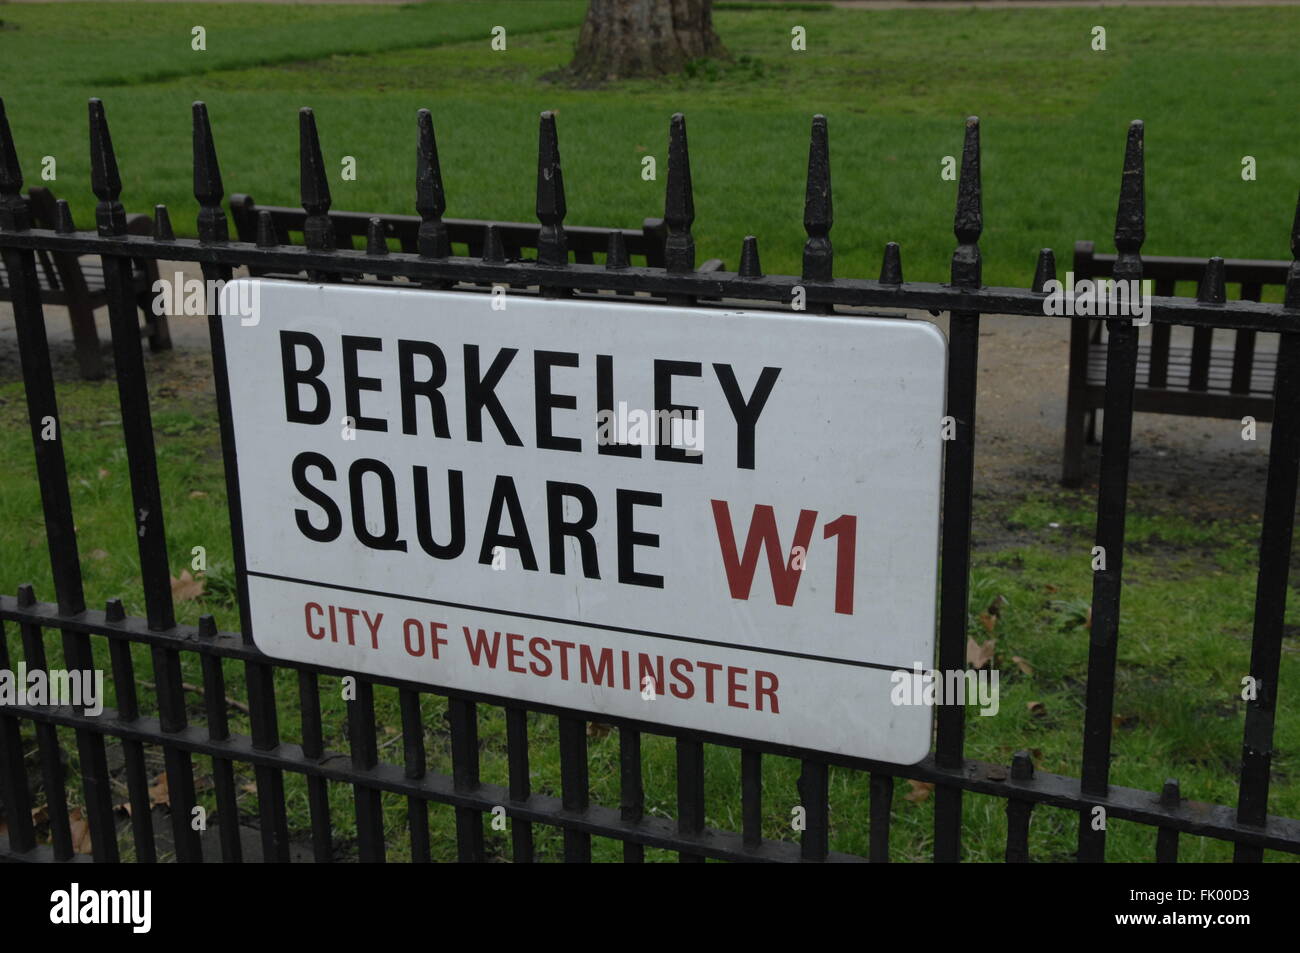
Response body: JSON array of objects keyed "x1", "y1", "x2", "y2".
[{"x1": 1, "y1": 98, "x2": 1298, "y2": 862}]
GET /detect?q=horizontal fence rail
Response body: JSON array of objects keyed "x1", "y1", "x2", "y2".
[{"x1": 0, "y1": 97, "x2": 1298, "y2": 862}]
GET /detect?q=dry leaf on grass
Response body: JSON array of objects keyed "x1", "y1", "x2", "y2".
[
  {"x1": 586, "y1": 722, "x2": 612, "y2": 739},
  {"x1": 89, "y1": 549, "x2": 109, "y2": 561},
  {"x1": 68, "y1": 808, "x2": 94, "y2": 854},
  {"x1": 904, "y1": 780, "x2": 934, "y2": 803},
  {"x1": 170, "y1": 570, "x2": 205, "y2": 601},
  {"x1": 189, "y1": 490, "x2": 208, "y2": 499},
  {"x1": 1012, "y1": 655, "x2": 1034, "y2": 676},
  {"x1": 966, "y1": 637, "x2": 996, "y2": 670},
  {"x1": 1027, "y1": 701, "x2": 1048, "y2": 718},
  {"x1": 148, "y1": 772, "x2": 170, "y2": 808},
  {"x1": 978, "y1": 612, "x2": 997, "y2": 634}
]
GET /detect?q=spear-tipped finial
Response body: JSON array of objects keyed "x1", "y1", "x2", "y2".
[
  {"x1": 1198, "y1": 257, "x2": 1226, "y2": 304},
  {"x1": 153, "y1": 204, "x2": 174, "y2": 241},
  {"x1": 256, "y1": 209, "x2": 277, "y2": 247},
  {"x1": 88, "y1": 98, "x2": 127, "y2": 236},
  {"x1": 951, "y1": 116, "x2": 982, "y2": 289},
  {"x1": 299, "y1": 107, "x2": 333, "y2": 251},
  {"x1": 192, "y1": 102, "x2": 228, "y2": 243},
  {"x1": 416, "y1": 108, "x2": 449, "y2": 258},
  {"x1": 0, "y1": 98, "x2": 29, "y2": 231},
  {"x1": 1032, "y1": 248, "x2": 1057, "y2": 293},
  {"x1": 1113, "y1": 120, "x2": 1145, "y2": 282},
  {"x1": 739, "y1": 235, "x2": 763, "y2": 278},
  {"x1": 482, "y1": 224, "x2": 506, "y2": 263},
  {"x1": 664, "y1": 112, "x2": 695, "y2": 273},
  {"x1": 802, "y1": 114, "x2": 833, "y2": 282},
  {"x1": 605, "y1": 230, "x2": 629, "y2": 270},
  {"x1": 880, "y1": 242, "x2": 903, "y2": 285},
  {"x1": 536, "y1": 110, "x2": 567, "y2": 267},
  {"x1": 55, "y1": 200, "x2": 77, "y2": 234},
  {"x1": 366, "y1": 217, "x2": 388, "y2": 256}
]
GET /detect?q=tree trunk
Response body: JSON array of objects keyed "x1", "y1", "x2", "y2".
[{"x1": 570, "y1": 0, "x2": 725, "y2": 81}]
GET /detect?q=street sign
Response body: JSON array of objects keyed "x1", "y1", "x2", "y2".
[{"x1": 215, "y1": 279, "x2": 947, "y2": 763}]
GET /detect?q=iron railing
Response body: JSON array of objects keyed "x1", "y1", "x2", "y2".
[{"x1": 1, "y1": 98, "x2": 1299, "y2": 862}]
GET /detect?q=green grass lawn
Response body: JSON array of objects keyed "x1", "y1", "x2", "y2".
[
  {"x1": 1, "y1": 2, "x2": 1298, "y2": 288},
  {"x1": 2, "y1": 1, "x2": 1299, "y2": 861},
  {"x1": 2, "y1": 369, "x2": 1297, "y2": 862}
]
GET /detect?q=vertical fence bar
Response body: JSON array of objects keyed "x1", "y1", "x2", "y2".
[
  {"x1": 105, "y1": 599, "x2": 155, "y2": 861},
  {"x1": 801, "y1": 114, "x2": 833, "y2": 314},
  {"x1": 0, "y1": 99, "x2": 86, "y2": 618},
  {"x1": 797, "y1": 760, "x2": 830, "y2": 861},
  {"x1": 505, "y1": 705, "x2": 534, "y2": 862},
  {"x1": 619, "y1": 726, "x2": 645, "y2": 862},
  {"x1": 676, "y1": 736, "x2": 706, "y2": 862},
  {"x1": 349, "y1": 677, "x2": 385, "y2": 862},
  {"x1": 416, "y1": 107, "x2": 450, "y2": 289},
  {"x1": 0, "y1": 618, "x2": 37, "y2": 854},
  {"x1": 151, "y1": 642, "x2": 203, "y2": 861},
  {"x1": 448, "y1": 697, "x2": 485, "y2": 862},
  {"x1": 61, "y1": 630, "x2": 118, "y2": 861},
  {"x1": 299, "y1": 107, "x2": 336, "y2": 283},
  {"x1": 16, "y1": 588, "x2": 73, "y2": 859},
  {"x1": 868, "y1": 773, "x2": 893, "y2": 862},
  {"x1": 1234, "y1": 201, "x2": 1300, "y2": 862},
  {"x1": 198, "y1": 616, "x2": 241, "y2": 862},
  {"x1": 536, "y1": 111, "x2": 569, "y2": 299},
  {"x1": 664, "y1": 113, "x2": 695, "y2": 307},
  {"x1": 934, "y1": 116, "x2": 983, "y2": 863},
  {"x1": 298, "y1": 670, "x2": 332, "y2": 862},
  {"x1": 558, "y1": 716, "x2": 591, "y2": 862},
  {"x1": 1155, "y1": 778, "x2": 1180, "y2": 862},
  {"x1": 88, "y1": 99, "x2": 175, "y2": 633},
  {"x1": 1005, "y1": 752, "x2": 1035, "y2": 863},
  {"x1": 1078, "y1": 120, "x2": 1146, "y2": 863},
  {"x1": 398, "y1": 688, "x2": 429, "y2": 863},
  {"x1": 741, "y1": 747, "x2": 762, "y2": 850}
]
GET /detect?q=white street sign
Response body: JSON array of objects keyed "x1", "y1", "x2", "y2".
[{"x1": 217, "y1": 279, "x2": 947, "y2": 763}]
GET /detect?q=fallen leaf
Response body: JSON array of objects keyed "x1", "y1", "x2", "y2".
[
  {"x1": 89, "y1": 549, "x2": 109, "y2": 561},
  {"x1": 68, "y1": 808, "x2": 94, "y2": 854},
  {"x1": 966, "y1": 637, "x2": 996, "y2": 670},
  {"x1": 587, "y1": 722, "x2": 612, "y2": 739},
  {"x1": 31, "y1": 805, "x2": 48, "y2": 826},
  {"x1": 904, "y1": 780, "x2": 934, "y2": 803},
  {"x1": 170, "y1": 570, "x2": 205, "y2": 602},
  {"x1": 189, "y1": 490, "x2": 208, "y2": 499},
  {"x1": 1012, "y1": 655, "x2": 1034, "y2": 676},
  {"x1": 1027, "y1": 701, "x2": 1047, "y2": 718},
  {"x1": 240, "y1": 782, "x2": 258, "y2": 795},
  {"x1": 148, "y1": 772, "x2": 170, "y2": 808},
  {"x1": 97, "y1": 468, "x2": 110, "y2": 480},
  {"x1": 1044, "y1": 583, "x2": 1059, "y2": 593},
  {"x1": 978, "y1": 612, "x2": 997, "y2": 634}
]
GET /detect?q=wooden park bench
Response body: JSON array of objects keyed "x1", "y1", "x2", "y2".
[
  {"x1": 228, "y1": 193, "x2": 725, "y2": 288},
  {"x1": 1061, "y1": 240, "x2": 1290, "y2": 486},
  {"x1": 0, "y1": 186, "x2": 169, "y2": 380}
]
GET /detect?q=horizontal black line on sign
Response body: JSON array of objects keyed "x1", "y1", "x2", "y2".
[{"x1": 247, "y1": 570, "x2": 913, "y2": 673}]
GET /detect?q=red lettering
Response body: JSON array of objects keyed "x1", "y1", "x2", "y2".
[
  {"x1": 669, "y1": 658, "x2": 694, "y2": 699},
  {"x1": 552, "y1": 640, "x2": 575, "y2": 680},
  {"x1": 402, "y1": 618, "x2": 424, "y2": 656},
  {"x1": 711, "y1": 500, "x2": 817, "y2": 606},
  {"x1": 579, "y1": 645, "x2": 614, "y2": 687},
  {"x1": 528, "y1": 637, "x2": 552, "y2": 677},
  {"x1": 506, "y1": 633, "x2": 526, "y2": 673},
  {"x1": 697, "y1": 660, "x2": 722, "y2": 703},
  {"x1": 756, "y1": 671, "x2": 779, "y2": 712},
  {"x1": 727, "y1": 666, "x2": 748, "y2": 709},
  {"x1": 305, "y1": 603, "x2": 325, "y2": 640},
  {"x1": 462, "y1": 627, "x2": 501, "y2": 666}
]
